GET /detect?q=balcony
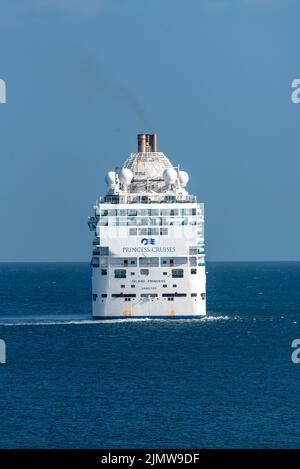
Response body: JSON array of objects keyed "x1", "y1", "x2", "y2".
[{"x1": 98, "y1": 193, "x2": 197, "y2": 205}]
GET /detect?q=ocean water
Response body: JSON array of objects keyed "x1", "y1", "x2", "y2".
[{"x1": 0, "y1": 262, "x2": 300, "y2": 448}]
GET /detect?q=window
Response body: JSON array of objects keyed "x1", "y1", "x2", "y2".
[
  {"x1": 163, "y1": 293, "x2": 187, "y2": 298},
  {"x1": 101, "y1": 294, "x2": 107, "y2": 298},
  {"x1": 191, "y1": 269, "x2": 197, "y2": 275},
  {"x1": 160, "y1": 209, "x2": 179, "y2": 216},
  {"x1": 160, "y1": 209, "x2": 170, "y2": 216},
  {"x1": 149, "y1": 218, "x2": 160, "y2": 226},
  {"x1": 201, "y1": 293, "x2": 206, "y2": 300},
  {"x1": 114, "y1": 269, "x2": 126, "y2": 279},
  {"x1": 121, "y1": 285, "x2": 125, "y2": 288},
  {"x1": 138, "y1": 227, "x2": 159, "y2": 236},
  {"x1": 161, "y1": 258, "x2": 184, "y2": 267},
  {"x1": 173, "y1": 284, "x2": 177, "y2": 288},
  {"x1": 172, "y1": 269, "x2": 183, "y2": 278},
  {"x1": 92, "y1": 257, "x2": 99, "y2": 268},
  {"x1": 189, "y1": 257, "x2": 197, "y2": 266},
  {"x1": 129, "y1": 228, "x2": 137, "y2": 236},
  {"x1": 181, "y1": 208, "x2": 197, "y2": 216},
  {"x1": 99, "y1": 246, "x2": 109, "y2": 256},
  {"x1": 140, "y1": 269, "x2": 149, "y2": 275},
  {"x1": 101, "y1": 269, "x2": 107, "y2": 275},
  {"x1": 127, "y1": 217, "x2": 137, "y2": 226},
  {"x1": 114, "y1": 218, "x2": 127, "y2": 226},
  {"x1": 107, "y1": 209, "x2": 117, "y2": 216},
  {"x1": 170, "y1": 209, "x2": 179, "y2": 216},
  {"x1": 168, "y1": 297, "x2": 174, "y2": 301},
  {"x1": 131, "y1": 284, "x2": 135, "y2": 288},
  {"x1": 139, "y1": 218, "x2": 149, "y2": 226},
  {"x1": 99, "y1": 256, "x2": 108, "y2": 267},
  {"x1": 127, "y1": 209, "x2": 137, "y2": 216},
  {"x1": 112, "y1": 293, "x2": 136, "y2": 298},
  {"x1": 139, "y1": 257, "x2": 159, "y2": 267},
  {"x1": 149, "y1": 227, "x2": 159, "y2": 236},
  {"x1": 191, "y1": 293, "x2": 197, "y2": 297},
  {"x1": 163, "y1": 284, "x2": 167, "y2": 288},
  {"x1": 189, "y1": 247, "x2": 198, "y2": 255},
  {"x1": 163, "y1": 272, "x2": 167, "y2": 275},
  {"x1": 110, "y1": 257, "x2": 137, "y2": 267},
  {"x1": 160, "y1": 228, "x2": 168, "y2": 236},
  {"x1": 136, "y1": 209, "x2": 147, "y2": 216},
  {"x1": 173, "y1": 257, "x2": 188, "y2": 266},
  {"x1": 130, "y1": 272, "x2": 135, "y2": 276},
  {"x1": 92, "y1": 293, "x2": 98, "y2": 301},
  {"x1": 149, "y1": 209, "x2": 159, "y2": 216}
]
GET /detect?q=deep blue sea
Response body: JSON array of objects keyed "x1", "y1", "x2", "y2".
[{"x1": 0, "y1": 262, "x2": 300, "y2": 448}]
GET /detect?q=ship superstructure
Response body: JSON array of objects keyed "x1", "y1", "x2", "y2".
[{"x1": 88, "y1": 134, "x2": 206, "y2": 319}]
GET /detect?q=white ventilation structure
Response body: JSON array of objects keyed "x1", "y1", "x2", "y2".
[{"x1": 105, "y1": 134, "x2": 190, "y2": 195}]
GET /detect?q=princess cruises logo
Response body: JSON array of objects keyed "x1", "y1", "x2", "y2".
[{"x1": 141, "y1": 238, "x2": 156, "y2": 246}]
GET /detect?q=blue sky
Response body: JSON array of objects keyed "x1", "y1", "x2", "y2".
[{"x1": 0, "y1": 0, "x2": 299, "y2": 261}]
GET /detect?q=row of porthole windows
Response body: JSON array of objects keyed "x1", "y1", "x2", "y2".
[
  {"x1": 110, "y1": 268, "x2": 197, "y2": 278},
  {"x1": 93, "y1": 252, "x2": 204, "y2": 264},
  {"x1": 118, "y1": 284, "x2": 181, "y2": 288},
  {"x1": 102, "y1": 219, "x2": 202, "y2": 228},
  {"x1": 92, "y1": 293, "x2": 206, "y2": 300},
  {"x1": 100, "y1": 208, "x2": 198, "y2": 217}
]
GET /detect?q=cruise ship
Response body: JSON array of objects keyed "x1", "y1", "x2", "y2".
[{"x1": 88, "y1": 134, "x2": 206, "y2": 319}]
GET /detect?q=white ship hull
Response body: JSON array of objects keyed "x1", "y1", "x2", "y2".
[
  {"x1": 89, "y1": 134, "x2": 206, "y2": 320},
  {"x1": 92, "y1": 253, "x2": 206, "y2": 320}
]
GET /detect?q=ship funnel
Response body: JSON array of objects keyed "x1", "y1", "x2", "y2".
[
  {"x1": 137, "y1": 134, "x2": 146, "y2": 152},
  {"x1": 150, "y1": 134, "x2": 157, "y2": 152},
  {"x1": 137, "y1": 133, "x2": 157, "y2": 152}
]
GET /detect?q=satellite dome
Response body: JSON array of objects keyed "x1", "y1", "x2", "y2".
[
  {"x1": 105, "y1": 171, "x2": 116, "y2": 187},
  {"x1": 163, "y1": 168, "x2": 177, "y2": 185},
  {"x1": 119, "y1": 168, "x2": 133, "y2": 185},
  {"x1": 179, "y1": 170, "x2": 189, "y2": 187}
]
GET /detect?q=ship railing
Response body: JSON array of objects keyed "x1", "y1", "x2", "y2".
[{"x1": 98, "y1": 194, "x2": 197, "y2": 205}]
